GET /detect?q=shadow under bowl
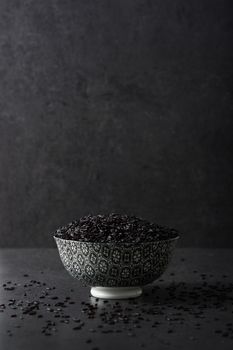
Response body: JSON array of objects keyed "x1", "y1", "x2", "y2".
[{"x1": 54, "y1": 235, "x2": 179, "y2": 299}]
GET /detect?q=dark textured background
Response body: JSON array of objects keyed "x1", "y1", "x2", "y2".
[{"x1": 0, "y1": 0, "x2": 232, "y2": 247}]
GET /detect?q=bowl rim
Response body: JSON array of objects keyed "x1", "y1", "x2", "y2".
[{"x1": 53, "y1": 234, "x2": 180, "y2": 245}]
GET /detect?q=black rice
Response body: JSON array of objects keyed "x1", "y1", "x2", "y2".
[{"x1": 53, "y1": 213, "x2": 179, "y2": 243}]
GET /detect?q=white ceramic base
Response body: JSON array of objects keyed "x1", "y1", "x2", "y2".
[{"x1": 90, "y1": 286, "x2": 142, "y2": 299}]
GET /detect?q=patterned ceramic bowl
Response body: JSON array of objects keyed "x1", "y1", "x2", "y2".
[{"x1": 54, "y1": 235, "x2": 179, "y2": 299}]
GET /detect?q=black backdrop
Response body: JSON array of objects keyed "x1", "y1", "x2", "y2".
[{"x1": 0, "y1": 0, "x2": 232, "y2": 247}]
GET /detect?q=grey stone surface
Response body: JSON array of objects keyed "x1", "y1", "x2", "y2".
[
  {"x1": 0, "y1": 248, "x2": 233, "y2": 349},
  {"x1": 0, "y1": 1, "x2": 232, "y2": 247}
]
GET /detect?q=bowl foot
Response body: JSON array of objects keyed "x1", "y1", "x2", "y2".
[{"x1": 90, "y1": 286, "x2": 142, "y2": 299}]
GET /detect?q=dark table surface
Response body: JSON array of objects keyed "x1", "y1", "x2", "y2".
[{"x1": 0, "y1": 248, "x2": 233, "y2": 350}]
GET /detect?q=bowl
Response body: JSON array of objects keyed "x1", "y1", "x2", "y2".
[{"x1": 54, "y1": 235, "x2": 179, "y2": 299}]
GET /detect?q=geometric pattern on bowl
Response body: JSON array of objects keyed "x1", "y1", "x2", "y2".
[{"x1": 54, "y1": 237, "x2": 179, "y2": 287}]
